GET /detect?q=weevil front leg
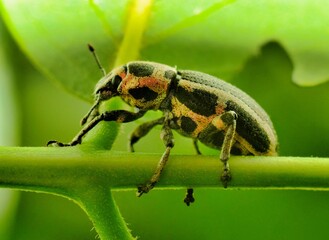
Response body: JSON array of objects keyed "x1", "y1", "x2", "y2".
[
  {"x1": 212, "y1": 111, "x2": 237, "y2": 188},
  {"x1": 137, "y1": 115, "x2": 174, "y2": 197},
  {"x1": 129, "y1": 117, "x2": 165, "y2": 152},
  {"x1": 48, "y1": 110, "x2": 146, "y2": 147}
]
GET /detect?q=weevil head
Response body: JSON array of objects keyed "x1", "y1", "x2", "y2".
[
  {"x1": 94, "y1": 65, "x2": 127, "y2": 101},
  {"x1": 83, "y1": 61, "x2": 177, "y2": 124},
  {"x1": 80, "y1": 65, "x2": 128, "y2": 124},
  {"x1": 93, "y1": 61, "x2": 177, "y2": 110}
]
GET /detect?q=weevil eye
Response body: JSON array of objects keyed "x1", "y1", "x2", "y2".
[
  {"x1": 111, "y1": 75, "x2": 122, "y2": 89},
  {"x1": 96, "y1": 88, "x2": 112, "y2": 100}
]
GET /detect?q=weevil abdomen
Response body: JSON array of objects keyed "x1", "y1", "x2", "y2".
[{"x1": 169, "y1": 70, "x2": 277, "y2": 156}]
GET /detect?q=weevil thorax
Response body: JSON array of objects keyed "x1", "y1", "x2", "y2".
[{"x1": 117, "y1": 61, "x2": 177, "y2": 110}]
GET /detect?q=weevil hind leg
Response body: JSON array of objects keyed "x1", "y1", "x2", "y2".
[
  {"x1": 212, "y1": 111, "x2": 237, "y2": 188},
  {"x1": 137, "y1": 116, "x2": 174, "y2": 197},
  {"x1": 129, "y1": 117, "x2": 165, "y2": 152}
]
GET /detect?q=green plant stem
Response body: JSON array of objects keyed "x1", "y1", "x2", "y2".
[
  {"x1": 73, "y1": 187, "x2": 134, "y2": 240},
  {"x1": 1, "y1": 146, "x2": 329, "y2": 239},
  {"x1": 0, "y1": 146, "x2": 329, "y2": 191}
]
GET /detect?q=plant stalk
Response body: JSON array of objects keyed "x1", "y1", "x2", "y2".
[
  {"x1": 73, "y1": 186, "x2": 135, "y2": 240},
  {"x1": 1, "y1": 146, "x2": 329, "y2": 239},
  {"x1": 0, "y1": 147, "x2": 329, "y2": 191}
]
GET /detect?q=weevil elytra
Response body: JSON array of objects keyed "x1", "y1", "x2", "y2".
[{"x1": 49, "y1": 48, "x2": 278, "y2": 206}]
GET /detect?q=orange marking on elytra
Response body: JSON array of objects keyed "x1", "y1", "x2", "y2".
[
  {"x1": 171, "y1": 97, "x2": 219, "y2": 138},
  {"x1": 141, "y1": 77, "x2": 168, "y2": 89}
]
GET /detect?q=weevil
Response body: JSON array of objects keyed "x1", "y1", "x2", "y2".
[{"x1": 49, "y1": 47, "x2": 278, "y2": 206}]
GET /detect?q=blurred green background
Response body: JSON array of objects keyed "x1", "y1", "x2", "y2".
[{"x1": 1, "y1": 1, "x2": 329, "y2": 240}]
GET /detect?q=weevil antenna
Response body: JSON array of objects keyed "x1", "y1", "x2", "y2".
[{"x1": 88, "y1": 44, "x2": 106, "y2": 77}]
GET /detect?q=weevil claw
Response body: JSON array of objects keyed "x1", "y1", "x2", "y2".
[
  {"x1": 47, "y1": 140, "x2": 66, "y2": 147},
  {"x1": 47, "y1": 140, "x2": 79, "y2": 147},
  {"x1": 136, "y1": 182, "x2": 155, "y2": 197},
  {"x1": 136, "y1": 186, "x2": 148, "y2": 197}
]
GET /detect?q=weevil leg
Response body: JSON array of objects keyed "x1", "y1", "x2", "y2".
[
  {"x1": 129, "y1": 117, "x2": 165, "y2": 152},
  {"x1": 80, "y1": 107, "x2": 99, "y2": 126},
  {"x1": 184, "y1": 188, "x2": 195, "y2": 206},
  {"x1": 193, "y1": 139, "x2": 201, "y2": 155},
  {"x1": 182, "y1": 139, "x2": 201, "y2": 206},
  {"x1": 80, "y1": 94, "x2": 101, "y2": 126},
  {"x1": 137, "y1": 116, "x2": 174, "y2": 197},
  {"x1": 212, "y1": 111, "x2": 237, "y2": 188},
  {"x1": 47, "y1": 110, "x2": 146, "y2": 147}
]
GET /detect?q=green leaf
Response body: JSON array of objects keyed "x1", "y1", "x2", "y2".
[
  {"x1": 2, "y1": 0, "x2": 329, "y2": 103},
  {"x1": 1, "y1": 0, "x2": 130, "y2": 101}
]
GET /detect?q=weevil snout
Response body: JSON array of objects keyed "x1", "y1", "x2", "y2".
[
  {"x1": 95, "y1": 64, "x2": 128, "y2": 100},
  {"x1": 81, "y1": 69, "x2": 126, "y2": 125},
  {"x1": 95, "y1": 74, "x2": 122, "y2": 100}
]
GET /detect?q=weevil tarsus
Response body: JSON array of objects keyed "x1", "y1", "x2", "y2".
[{"x1": 184, "y1": 188, "x2": 195, "y2": 206}]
